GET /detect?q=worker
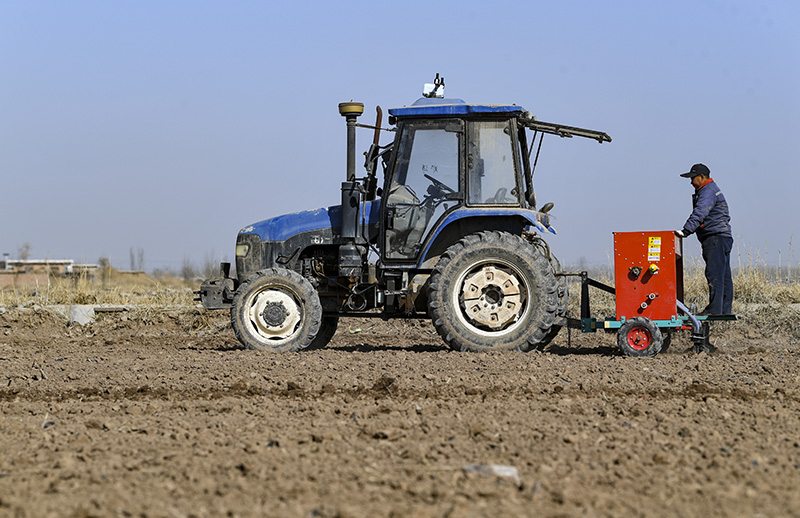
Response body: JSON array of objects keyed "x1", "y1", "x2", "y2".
[{"x1": 675, "y1": 163, "x2": 733, "y2": 315}]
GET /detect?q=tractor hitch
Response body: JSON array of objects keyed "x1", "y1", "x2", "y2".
[{"x1": 195, "y1": 262, "x2": 237, "y2": 310}]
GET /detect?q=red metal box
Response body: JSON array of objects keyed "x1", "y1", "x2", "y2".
[{"x1": 613, "y1": 231, "x2": 683, "y2": 321}]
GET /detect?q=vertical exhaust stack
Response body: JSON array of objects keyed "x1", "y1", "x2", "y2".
[
  {"x1": 337, "y1": 102, "x2": 365, "y2": 277},
  {"x1": 338, "y1": 102, "x2": 364, "y2": 182}
]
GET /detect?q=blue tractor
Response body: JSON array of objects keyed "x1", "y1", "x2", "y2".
[{"x1": 198, "y1": 76, "x2": 611, "y2": 352}]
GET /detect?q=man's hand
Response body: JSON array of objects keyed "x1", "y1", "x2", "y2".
[{"x1": 675, "y1": 230, "x2": 685, "y2": 238}]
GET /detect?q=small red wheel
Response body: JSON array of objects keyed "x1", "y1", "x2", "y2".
[
  {"x1": 626, "y1": 326, "x2": 652, "y2": 350},
  {"x1": 618, "y1": 317, "x2": 663, "y2": 357}
]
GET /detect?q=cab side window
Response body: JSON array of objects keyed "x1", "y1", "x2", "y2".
[{"x1": 468, "y1": 121, "x2": 519, "y2": 205}]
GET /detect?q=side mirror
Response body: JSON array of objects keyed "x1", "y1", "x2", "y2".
[{"x1": 540, "y1": 202, "x2": 554, "y2": 213}]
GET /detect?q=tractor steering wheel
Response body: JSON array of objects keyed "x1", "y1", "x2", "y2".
[{"x1": 423, "y1": 174, "x2": 456, "y2": 196}]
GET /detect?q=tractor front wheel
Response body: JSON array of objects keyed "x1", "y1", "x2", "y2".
[
  {"x1": 306, "y1": 315, "x2": 339, "y2": 350},
  {"x1": 617, "y1": 317, "x2": 663, "y2": 357},
  {"x1": 231, "y1": 268, "x2": 322, "y2": 352}
]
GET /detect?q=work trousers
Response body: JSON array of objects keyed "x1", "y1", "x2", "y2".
[{"x1": 700, "y1": 234, "x2": 734, "y2": 314}]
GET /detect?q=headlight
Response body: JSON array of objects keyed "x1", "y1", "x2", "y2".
[{"x1": 235, "y1": 244, "x2": 250, "y2": 257}]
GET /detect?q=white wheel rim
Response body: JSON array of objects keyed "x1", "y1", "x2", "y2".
[
  {"x1": 246, "y1": 286, "x2": 303, "y2": 343},
  {"x1": 454, "y1": 259, "x2": 531, "y2": 337}
]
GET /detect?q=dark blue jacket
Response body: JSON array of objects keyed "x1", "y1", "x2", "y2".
[{"x1": 682, "y1": 179, "x2": 732, "y2": 241}]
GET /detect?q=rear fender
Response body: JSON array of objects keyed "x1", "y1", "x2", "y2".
[{"x1": 417, "y1": 208, "x2": 555, "y2": 267}]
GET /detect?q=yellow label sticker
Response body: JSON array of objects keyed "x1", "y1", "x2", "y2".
[{"x1": 649, "y1": 237, "x2": 661, "y2": 247}]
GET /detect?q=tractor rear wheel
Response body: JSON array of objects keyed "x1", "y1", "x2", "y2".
[
  {"x1": 617, "y1": 317, "x2": 663, "y2": 357},
  {"x1": 231, "y1": 268, "x2": 322, "y2": 352},
  {"x1": 539, "y1": 253, "x2": 568, "y2": 346},
  {"x1": 428, "y1": 231, "x2": 559, "y2": 352}
]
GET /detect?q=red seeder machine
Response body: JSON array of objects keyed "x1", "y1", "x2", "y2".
[{"x1": 569, "y1": 231, "x2": 736, "y2": 356}]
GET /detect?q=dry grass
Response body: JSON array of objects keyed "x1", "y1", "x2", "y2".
[
  {"x1": 0, "y1": 268, "x2": 197, "y2": 308},
  {"x1": 3, "y1": 258, "x2": 799, "y2": 340}
]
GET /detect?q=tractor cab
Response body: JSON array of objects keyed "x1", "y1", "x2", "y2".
[
  {"x1": 375, "y1": 86, "x2": 610, "y2": 268},
  {"x1": 383, "y1": 98, "x2": 534, "y2": 264}
]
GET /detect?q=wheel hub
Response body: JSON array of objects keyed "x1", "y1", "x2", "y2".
[
  {"x1": 627, "y1": 327, "x2": 652, "y2": 350},
  {"x1": 261, "y1": 301, "x2": 288, "y2": 327},
  {"x1": 461, "y1": 265, "x2": 522, "y2": 329},
  {"x1": 249, "y1": 290, "x2": 301, "y2": 339}
]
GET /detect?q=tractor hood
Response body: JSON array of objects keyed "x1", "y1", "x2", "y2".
[{"x1": 239, "y1": 200, "x2": 381, "y2": 243}]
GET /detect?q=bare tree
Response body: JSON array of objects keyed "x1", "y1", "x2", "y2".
[
  {"x1": 181, "y1": 256, "x2": 197, "y2": 284},
  {"x1": 129, "y1": 247, "x2": 145, "y2": 271},
  {"x1": 203, "y1": 249, "x2": 220, "y2": 278},
  {"x1": 98, "y1": 257, "x2": 112, "y2": 287},
  {"x1": 17, "y1": 242, "x2": 31, "y2": 261},
  {"x1": 152, "y1": 266, "x2": 178, "y2": 281}
]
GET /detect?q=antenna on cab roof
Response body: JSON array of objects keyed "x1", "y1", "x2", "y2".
[{"x1": 422, "y1": 73, "x2": 445, "y2": 98}]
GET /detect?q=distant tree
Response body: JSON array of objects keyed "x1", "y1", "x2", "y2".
[
  {"x1": 17, "y1": 242, "x2": 31, "y2": 261},
  {"x1": 181, "y1": 256, "x2": 197, "y2": 284},
  {"x1": 98, "y1": 257, "x2": 112, "y2": 286},
  {"x1": 152, "y1": 266, "x2": 178, "y2": 281},
  {"x1": 203, "y1": 250, "x2": 220, "y2": 278},
  {"x1": 129, "y1": 247, "x2": 145, "y2": 271}
]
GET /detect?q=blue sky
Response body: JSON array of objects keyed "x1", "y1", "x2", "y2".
[{"x1": 2, "y1": 1, "x2": 799, "y2": 271}]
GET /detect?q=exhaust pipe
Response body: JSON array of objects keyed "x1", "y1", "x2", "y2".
[
  {"x1": 338, "y1": 102, "x2": 365, "y2": 277},
  {"x1": 338, "y1": 102, "x2": 364, "y2": 181},
  {"x1": 338, "y1": 101, "x2": 364, "y2": 242}
]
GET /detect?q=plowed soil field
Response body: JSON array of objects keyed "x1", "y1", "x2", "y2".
[{"x1": 1, "y1": 308, "x2": 799, "y2": 518}]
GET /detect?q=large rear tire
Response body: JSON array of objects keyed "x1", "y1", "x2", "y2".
[
  {"x1": 427, "y1": 231, "x2": 559, "y2": 352},
  {"x1": 231, "y1": 268, "x2": 322, "y2": 352},
  {"x1": 539, "y1": 253, "x2": 568, "y2": 346}
]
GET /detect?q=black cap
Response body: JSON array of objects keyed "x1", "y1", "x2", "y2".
[{"x1": 681, "y1": 163, "x2": 710, "y2": 178}]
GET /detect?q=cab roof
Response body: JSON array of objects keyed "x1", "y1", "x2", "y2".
[{"x1": 388, "y1": 97, "x2": 525, "y2": 118}]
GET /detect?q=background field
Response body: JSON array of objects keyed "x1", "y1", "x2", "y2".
[
  {"x1": 1, "y1": 263, "x2": 798, "y2": 517},
  {"x1": 3, "y1": 258, "x2": 799, "y2": 341}
]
